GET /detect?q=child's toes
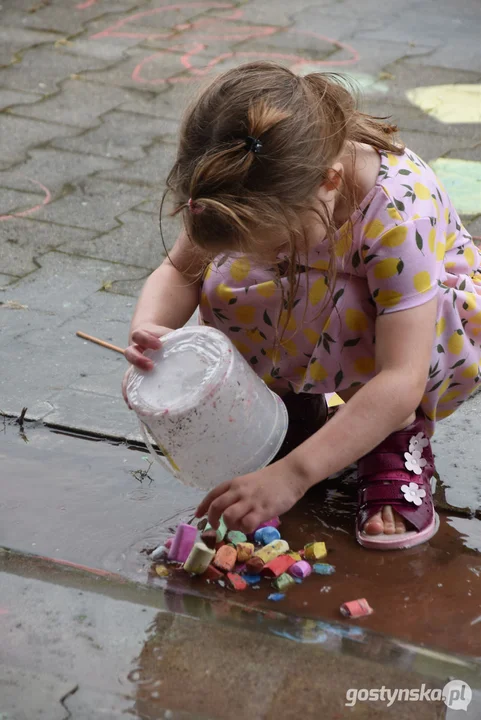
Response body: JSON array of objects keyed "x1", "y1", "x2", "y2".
[
  {"x1": 394, "y1": 510, "x2": 407, "y2": 534},
  {"x1": 363, "y1": 510, "x2": 384, "y2": 535},
  {"x1": 381, "y1": 505, "x2": 396, "y2": 535}
]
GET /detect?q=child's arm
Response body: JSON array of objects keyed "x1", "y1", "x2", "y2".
[
  {"x1": 197, "y1": 297, "x2": 438, "y2": 531},
  {"x1": 125, "y1": 230, "x2": 204, "y2": 370}
]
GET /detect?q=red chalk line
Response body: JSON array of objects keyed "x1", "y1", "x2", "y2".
[{"x1": 0, "y1": 177, "x2": 52, "y2": 222}]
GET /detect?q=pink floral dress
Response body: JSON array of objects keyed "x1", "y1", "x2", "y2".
[{"x1": 199, "y1": 148, "x2": 481, "y2": 436}]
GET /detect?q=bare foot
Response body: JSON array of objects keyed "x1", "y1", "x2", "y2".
[{"x1": 363, "y1": 505, "x2": 407, "y2": 535}]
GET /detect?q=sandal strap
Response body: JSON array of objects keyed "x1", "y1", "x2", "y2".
[{"x1": 358, "y1": 476, "x2": 431, "y2": 507}]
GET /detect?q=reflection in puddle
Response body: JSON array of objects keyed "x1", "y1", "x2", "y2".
[{"x1": 1, "y1": 419, "x2": 480, "y2": 658}]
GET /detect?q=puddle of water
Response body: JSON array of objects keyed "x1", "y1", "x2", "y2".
[{"x1": 1, "y1": 419, "x2": 480, "y2": 658}]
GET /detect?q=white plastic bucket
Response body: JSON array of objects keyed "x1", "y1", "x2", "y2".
[{"x1": 126, "y1": 326, "x2": 288, "y2": 490}]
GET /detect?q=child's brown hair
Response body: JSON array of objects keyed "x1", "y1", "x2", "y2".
[{"x1": 164, "y1": 61, "x2": 402, "y2": 329}]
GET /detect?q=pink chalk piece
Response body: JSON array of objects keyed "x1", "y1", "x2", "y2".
[
  {"x1": 289, "y1": 560, "x2": 312, "y2": 579},
  {"x1": 164, "y1": 537, "x2": 174, "y2": 550},
  {"x1": 168, "y1": 523, "x2": 197, "y2": 563},
  {"x1": 255, "y1": 517, "x2": 281, "y2": 531}
]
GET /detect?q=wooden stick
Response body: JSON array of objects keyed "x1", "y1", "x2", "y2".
[{"x1": 76, "y1": 331, "x2": 125, "y2": 355}]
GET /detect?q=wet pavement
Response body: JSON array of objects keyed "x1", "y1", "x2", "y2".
[{"x1": 2, "y1": 416, "x2": 481, "y2": 662}]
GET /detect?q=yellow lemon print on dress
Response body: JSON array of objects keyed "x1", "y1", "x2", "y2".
[
  {"x1": 245, "y1": 328, "x2": 264, "y2": 344},
  {"x1": 309, "y1": 277, "x2": 328, "y2": 306},
  {"x1": 447, "y1": 329, "x2": 464, "y2": 354},
  {"x1": 406, "y1": 159, "x2": 421, "y2": 175},
  {"x1": 446, "y1": 232, "x2": 457, "y2": 251},
  {"x1": 381, "y1": 225, "x2": 408, "y2": 247},
  {"x1": 311, "y1": 258, "x2": 330, "y2": 271},
  {"x1": 280, "y1": 338, "x2": 298, "y2": 356},
  {"x1": 374, "y1": 257, "x2": 403, "y2": 280},
  {"x1": 309, "y1": 360, "x2": 328, "y2": 382},
  {"x1": 354, "y1": 357, "x2": 376, "y2": 375},
  {"x1": 230, "y1": 257, "x2": 251, "y2": 281},
  {"x1": 436, "y1": 242, "x2": 445, "y2": 261},
  {"x1": 261, "y1": 372, "x2": 275, "y2": 386},
  {"x1": 471, "y1": 311, "x2": 481, "y2": 324},
  {"x1": 256, "y1": 281, "x2": 276, "y2": 298},
  {"x1": 428, "y1": 228, "x2": 436, "y2": 253},
  {"x1": 435, "y1": 408, "x2": 455, "y2": 420},
  {"x1": 204, "y1": 263, "x2": 213, "y2": 280},
  {"x1": 235, "y1": 305, "x2": 256, "y2": 324},
  {"x1": 375, "y1": 289, "x2": 403, "y2": 308},
  {"x1": 413, "y1": 271, "x2": 432, "y2": 293},
  {"x1": 462, "y1": 362, "x2": 479, "y2": 379},
  {"x1": 303, "y1": 327, "x2": 320, "y2": 345},
  {"x1": 437, "y1": 377, "x2": 451, "y2": 396},
  {"x1": 414, "y1": 182, "x2": 431, "y2": 201},
  {"x1": 216, "y1": 283, "x2": 235, "y2": 303},
  {"x1": 464, "y1": 246, "x2": 476, "y2": 267},
  {"x1": 464, "y1": 292, "x2": 477, "y2": 311},
  {"x1": 335, "y1": 226, "x2": 352, "y2": 258},
  {"x1": 345, "y1": 308, "x2": 368, "y2": 332},
  {"x1": 387, "y1": 154, "x2": 399, "y2": 167},
  {"x1": 279, "y1": 309, "x2": 297, "y2": 333},
  {"x1": 387, "y1": 205, "x2": 403, "y2": 221},
  {"x1": 232, "y1": 340, "x2": 251, "y2": 356},
  {"x1": 439, "y1": 389, "x2": 462, "y2": 404},
  {"x1": 364, "y1": 219, "x2": 385, "y2": 240},
  {"x1": 435, "y1": 317, "x2": 446, "y2": 337}
]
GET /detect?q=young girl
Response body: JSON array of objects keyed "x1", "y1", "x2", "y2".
[{"x1": 123, "y1": 62, "x2": 481, "y2": 550}]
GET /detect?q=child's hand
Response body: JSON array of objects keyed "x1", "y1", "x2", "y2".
[
  {"x1": 122, "y1": 324, "x2": 173, "y2": 408},
  {"x1": 195, "y1": 459, "x2": 305, "y2": 534}
]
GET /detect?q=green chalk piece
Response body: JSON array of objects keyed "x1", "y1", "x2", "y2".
[
  {"x1": 204, "y1": 515, "x2": 227, "y2": 543},
  {"x1": 226, "y1": 530, "x2": 247, "y2": 546},
  {"x1": 272, "y1": 573, "x2": 296, "y2": 591}
]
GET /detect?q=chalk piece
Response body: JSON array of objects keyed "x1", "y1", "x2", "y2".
[
  {"x1": 204, "y1": 516, "x2": 227, "y2": 543},
  {"x1": 213, "y1": 544, "x2": 237, "y2": 572},
  {"x1": 255, "y1": 517, "x2": 281, "y2": 531},
  {"x1": 289, "y1": 561, "x2": 312, "y2": 579},
  {"x1": 287, "y1": 551, "x2": 302, "y2": 562},
  {"x1": 245, "y1": 556, "x2": 265, "y2": 574},
  {"x1": 204, "y1": 565, "x2": 224, "y2": 582},
  {"x1": 150, "y1": 545, "x2": 167, "y2": 561},
  {"x1": 267, "y1": 593, "x2": 285, "y2": 602},
  {"x1": 168, "y1": 523, "x2": 197, "y2": 563},
  {"x1": 254, "y1": 539, "x2": 289, "y2": 564},
  {"x1": 226, "y1": 572, "x2": 248, "y2": 591},
  {"x1": 183, "y1": 542, "x2": 215, "y2": 575},
  {"x1": 273, "y1": 573, "x2": 296, "y2": 591},
  {"x1": 340, "y1": 598, "x2": 373, "y2": 618},
  {"x1": 236, "y1": 542, "x2": 254, "y2": 563},
  {"x1": 234, "y1": 563, "x2": 246, "y2": 574},
  {"x1": 197, "y1": 517, "x2": 208, "y2": 531},
  {"x1": 262, "y1": 554, "x2": 295, "y2": 578},
  {"x1": 254, "y1": 526, "x2": 281, "y2": 545},
  {"x1": 201, "y1": 529, "x2": 217, "y2": 549},
  {"x1": 155, "y1": 564, "x2": 169, "y2": 577},
  {"x1": 244, "y1": 574, "x2": 262, "y2": 585},
  {"x1": 313, "y1": 563, "x2": 335, "y2": 575},
  {"x1": 165, "y1": 537, "x2": 174, "y2": 550},
  {"x1": 227, "y1": 530, "x2": 247, "y2": 546},
  {"x1": 304, "y1": 542, "x2": 327, "y2": 561}
]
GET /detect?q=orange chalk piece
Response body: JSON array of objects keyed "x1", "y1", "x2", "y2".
[
  {"x1": 304, "y1": 542, "x2": 327, "y2": 561},
  {"x1": 262, "y1": 554, "x2": 295, "y2": 579},
  {"x1": 340, "y1": 598, "x2": 373, "y2": 618},
  {"x1": 236, "y1": 542, "x2": 254, "y2": 563},
  {"x1": 213, "y1": 544, "x2": 237, "y2": 573},
  {"x1": 226, "y1": 572, "x2": 247, "y2": 591}
]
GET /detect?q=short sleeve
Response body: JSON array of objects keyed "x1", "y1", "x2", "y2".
[{"x1": 363, "y1": 218, "x2": 444, "y2": 314}]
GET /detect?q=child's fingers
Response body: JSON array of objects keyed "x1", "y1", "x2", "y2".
[
  {"x1": 131, "y1": 329, "x2": 162, "y2": 349},
  {"x1": 236, "y1": 510, "x2": 262, "y2": 535},
  {"x1": 223, "y1": 501, "x2": 253, "y2": 530},
  {"x1": 195, "y1": 480, "x2": 232, "y2": 519},
  {"x1": 207, "y1": 489, "x2": 240, "y2": 529},
  {"x1": 124, "y1": 344, "x2": 154, "y2": 370}
]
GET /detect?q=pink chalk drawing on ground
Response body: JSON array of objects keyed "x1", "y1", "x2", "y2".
[
  {"x1": 77, "y1": 0, "x2": 98, "y2": 9},
  {"x1": 0, "y1": 178, "x2": 52, "y2": 222},
  {"x1": 91, "y1": 2, "x2": 359, "y2": 87}
]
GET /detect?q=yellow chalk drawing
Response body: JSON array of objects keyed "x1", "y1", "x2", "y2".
[{"x1": 406, "y1": 84, "x2": 481, "y2": 124}]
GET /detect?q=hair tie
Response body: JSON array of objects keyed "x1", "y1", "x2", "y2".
[
  {"x1": 245, "y1": 135, "x2": 263, "y2": 154},
  {"x1": 188, "y1": 197, "x2": 204, "y2": 215}
]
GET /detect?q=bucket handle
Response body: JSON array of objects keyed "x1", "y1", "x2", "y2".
[{"x1": 139, "y1": 421, "x2": 181, "y2": 477}]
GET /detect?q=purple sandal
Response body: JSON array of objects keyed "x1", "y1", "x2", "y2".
[{"x1": 356, "y1": 410, "x2": 439, "y2": 550}]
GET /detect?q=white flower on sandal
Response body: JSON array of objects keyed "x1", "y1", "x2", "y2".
[
  {"x1": 401, "y1": 481, "x2": 426, "y2": 506},
  {"x1": 409, "y1": 432, "x2": 429, "y2": 454},
  {"x1": 404, "y1": 450, "x2": 427, "y2": 475}
]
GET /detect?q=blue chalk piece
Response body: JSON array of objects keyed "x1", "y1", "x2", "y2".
[
  {"x1": 244, "y1": 574, "x2": 262, "y2": 585},
  {"x1": 294, "y1": 578, "x2": 303, "y2": 584},
  {"x1": 267, "y1": 593, "x2": 285, "y2": 602},
  {"x1": 254, "y1": 526, "x2": 281, "y2": 545},
  {"x1": 313, "y1": 563, "x2": 336, "y2": 575}
]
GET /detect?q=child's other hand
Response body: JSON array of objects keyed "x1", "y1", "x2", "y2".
[
  {"x1": 195, "y1": 460, "x2": 305, "y2": 534},
  {"x1": 124, "y1": 324, "x2": 173, "y2": 370},
  {"x1": 122, "y1": 324, "x2": 173, "y2": 408}
]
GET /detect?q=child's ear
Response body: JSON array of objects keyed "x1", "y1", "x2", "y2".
[{"x1": 323, "y1": 162, "x2": 344, "y2": 192}]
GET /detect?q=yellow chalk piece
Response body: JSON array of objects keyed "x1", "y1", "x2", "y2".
[
  {"x1": 183, "y1": 542, "x2": 215, "y2": 575},
  {"x1": 304, "y1": 542, "x2": 327, "y2": 561},
  {"x1": 326, "y1": 392, "x2": 344, "y2": 407},
  {"x1": 236, "y1": 542, "x2": 254, "y2": 563},
  {"x1": 155, "y1": 564, "x2": 170, "y2": 577},
  {"x1": 255, "y1": 539, "x2": 289, "y2": 564},
  {"x1": 287, "y1": 552, "x2": 302, "y2": 562}
]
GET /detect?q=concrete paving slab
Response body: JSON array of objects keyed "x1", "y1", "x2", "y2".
[
  {"x1": 0, "y1": 87, "x2": 42, "y2": 112},
  {"x1": 0, "y1": 114, "x2": 80, "y2": 170},
  {"x1": 0, "y1": 25, "x2": 59, "y2": 68}
]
